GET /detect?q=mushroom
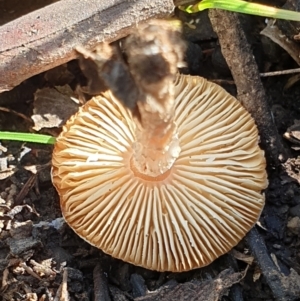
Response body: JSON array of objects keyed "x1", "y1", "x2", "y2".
[
  {"x1": 52, "y1": 20, "x2": 268, "y2": 272},
  {"x1": 52, "y1": 73, "x2": 267, "y2": 272}
]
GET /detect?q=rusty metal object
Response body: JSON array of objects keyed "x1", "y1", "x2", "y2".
[{"x1": 0, "y1": 0, "x2": 175, "y2": 92}]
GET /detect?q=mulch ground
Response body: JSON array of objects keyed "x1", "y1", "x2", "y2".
[{"x1": 1, "y1": 1, "x2": 300, "y2": 300}]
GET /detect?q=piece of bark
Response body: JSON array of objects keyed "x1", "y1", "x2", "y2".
[
  {"x1": 135, "y1": 268, "x2": 246, "y2": 301},
  {"x1": 0, "y1": 0, "x2": 175, "y2": 93},
  {"x1": 209, "y1": 9, "x2": 288, "y2": 166}
]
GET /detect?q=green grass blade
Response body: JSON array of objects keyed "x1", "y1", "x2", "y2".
[
  {"x1": 182, "y1": 0, "x2": 300, "y2": 21},
  {"x1": 0, "y1": 132, "x2": 56, "y2": 144}
]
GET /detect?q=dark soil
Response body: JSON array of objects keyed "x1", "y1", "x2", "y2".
[{"x1": 1, "y1": 1, "x2": 300, "y2": 301}]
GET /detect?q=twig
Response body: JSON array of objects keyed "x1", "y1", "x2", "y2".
[
  {"x1": 14, "y1": 173, "x2": 38, "y2": 205},
  {"x1": 246, "y1": 228, "x2": 300, "y2": 301},
  {"x1": 93, "y1": 263, "x2": 111, "y2": 301},
  {"x1": 260, "y1": 68, "x2": 300, "y2": 77},
  {"x1": 54, "y1": 268, "x2": 69, "y2": 301},
  {"x1": 173, "y1": 0, "x2": 198, "y2": 5},
  {"x1": 61, "y1": 268, "x2": 69, "y2": 301},
  {"x1": 225, "y1": 254, "x2": 245, "y2": 301},
  {"x1": 1, "y1": 268, "x2": 9, "y2": 288},
  {"x1": 0, "y1": 0, "x2": 174, "y2": 92},
  {"x1": 209, "y1": 79, "x2": 235, "y2": 85},
  {"x1": 20, "y1": 262, "x2": 42, "y2": 280},
  {"x1": 0, "y1": 106, "x2": 33, "y2": 123},
  {"x1": 209, "y1": 9, "x2": 288, "y2": 166},
  {"x1": 208, "y1": 9, "x2": 297, "y2": 301}
]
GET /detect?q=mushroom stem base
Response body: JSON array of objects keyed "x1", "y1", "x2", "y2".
[{"x1": 131, "y1": 121, "x2": 181, "y2": 178}]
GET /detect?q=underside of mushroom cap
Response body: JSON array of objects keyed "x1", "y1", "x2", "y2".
[{"x1": 52, "y1": 74, "x2": 268, "y2": 272}]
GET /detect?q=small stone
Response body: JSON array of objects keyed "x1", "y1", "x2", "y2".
[
  {"x1": 290, "y1": 204, "x2": 300, "y2": 219},
  {"x1": 0, "y1": 259, "x2": 9, "y2": 270},
  {"x1": 10, "y1": 184, "x2": 17, "y2": 193},
  {"x1": 287, "y1": 217, "x2": 300, "y2": 235},
  {"x1": 109, "y1": 285, "x2": 129, "y2": 301},
  {"x1": 6, "y1": 236, "x2": 42, "y2": 256},
  {"x1": 0, "y1": 192, "x2": 7, "y2": 199},
  {"x1": 68, "y1": 280, "x2": 83, "y2": 293},
  {"x1": 131, "y1": 274, "x2": 147, "y2": 298},
  {"x1": 9, "y1": 220, "x2": 33, "y2": 239},
  {"x1": 65, "y1": 267, "x2": 83, "y2": 281}
]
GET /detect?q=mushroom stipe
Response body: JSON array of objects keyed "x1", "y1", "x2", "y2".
[{"x1": 52, "y1": 74, "x2": 268, "y2": 272}]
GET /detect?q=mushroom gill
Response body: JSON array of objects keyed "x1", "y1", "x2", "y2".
[{"x1": 52, "y1": 73, "x2": 268, "y2": 272}]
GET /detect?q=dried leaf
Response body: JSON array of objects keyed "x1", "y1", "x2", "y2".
[
  {"x1": 230, "y1": 249, "x2": 254, "y2": 265},
  {"x1": 32, "y1": 87, "x2": 79, "y2": 131},
  {"x1": 6, "y1": 205, "x2": 38, "y2": 219},
  {"x1": 261, "y1": 20, "x2": 300, "y2": 66},
  {"x1": 284, "y1": 73, "x2": 300, "y2": 90},
  {"x1": 0, "y1": 157, "x2": 15, "y2": 180},
  {"x1": 253, "y1": 265, "x2": 262, "y2": 282}
]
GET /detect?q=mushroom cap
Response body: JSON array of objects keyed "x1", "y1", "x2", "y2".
[{"x1": 52, "y1": 74, "x2": 268, "y2": 272}]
